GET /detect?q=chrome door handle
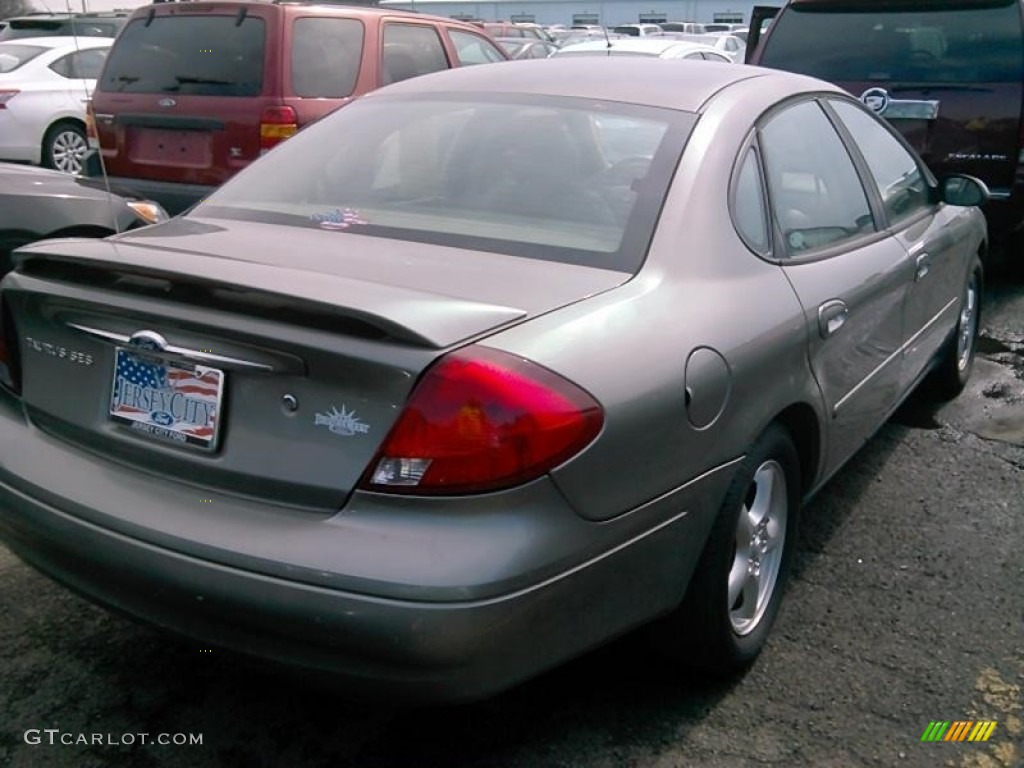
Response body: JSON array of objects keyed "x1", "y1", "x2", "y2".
[
  {"x1": 818, "y1": 300, "x2": 849, "y2": 339},
  {"x1": 915, "y1": 252, "x2": 931, "y2": 281}
]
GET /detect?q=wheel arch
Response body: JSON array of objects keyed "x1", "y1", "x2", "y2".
[{"x1": 770, "y1": 402, "x2": 822, "y2": 497}]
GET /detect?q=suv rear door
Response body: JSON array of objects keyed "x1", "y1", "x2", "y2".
[{"x1": 754, "y1": 0, "x2": 1024, "y2": 199}]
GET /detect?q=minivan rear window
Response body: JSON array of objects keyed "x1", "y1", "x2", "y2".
[
  {"x1": 760, "y1": 0, "x2": 1024, "y2": 83},
  {"x1": 98, "y1": 16, "x2": 266, "y2": 96}
]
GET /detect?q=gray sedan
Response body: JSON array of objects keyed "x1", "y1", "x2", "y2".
[{"x1": 0, "y1": 59, "x2": 987, "y2": 702}]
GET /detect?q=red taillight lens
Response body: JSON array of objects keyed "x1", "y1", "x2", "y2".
[
  {"x1": 0, "y1": 90, "x2": 20, "y2": 109},
  {"x1": 364, "y1": 346, "x2": 603, "y2": 495},
  {"x1": 259, "y1": 106, "x2": 298, "y2": 153}
]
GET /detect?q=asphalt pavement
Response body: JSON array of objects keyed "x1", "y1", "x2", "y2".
[{"x1": 1, "y1": 277, "x2": 1022, "y2": 768}]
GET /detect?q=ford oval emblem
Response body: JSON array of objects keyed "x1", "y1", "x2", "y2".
[
  {"x1": 158, "y1": 97, "x2": 177, "y2": 108},
  {"x1": 128, "y1": 330, "x2": 168, "y2": 353},
  {"x1": 860, "y1": 87, "x2": 890, "y2": 115},
  {"x1": 151, "y1": 411, "x2": 175, "y2": 426}
]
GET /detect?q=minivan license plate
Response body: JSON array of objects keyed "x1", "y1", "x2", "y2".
[{"x1": 109, "y1": 348, "x2": 224, "y2": 451}]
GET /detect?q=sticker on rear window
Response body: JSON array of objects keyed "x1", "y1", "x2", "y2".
[{"x1": 311, "y1": 207, "x2": 367, "y2": 231}]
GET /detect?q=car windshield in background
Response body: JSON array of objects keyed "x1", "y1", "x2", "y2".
[
  {"x1": 760, "y1": 0, "x2": 1024, "y2": 83},
  {"x1": 196, "y1": 94, "x2": 694, "y2": 272},
  {"x1": 98, "y1": 16, "x2": 265, "y2": 96},
  {"x1": 0, "y1": 44, "x2": 45, "y2": 73}
]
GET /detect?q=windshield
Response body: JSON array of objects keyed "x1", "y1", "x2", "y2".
[
  {"x1": 760, "y1": 0, "x2": 1024, "y2": 83},
  {"x1": 195, "y1": 94, "x2": 695, "y2": 273},
  {"x1": 98, "y1": 15, "x2": 266, "y2": 96}
]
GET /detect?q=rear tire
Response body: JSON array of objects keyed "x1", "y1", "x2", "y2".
[
  {"x1": 654, "y1": 424, "x2": 801, "y2": 677},
  {"x1": 43, "y1": 121, "x2": 88, "y2": 175},
  {"x1": 928, "y1": 258, "x2": 982, "y2": 401}
]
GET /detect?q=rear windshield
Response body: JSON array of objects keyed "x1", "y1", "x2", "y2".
[
  {"x1": 760, "y1": 0, "x2": 1024, "y2": 83},
  {"x1": 194, "y1": 94, "x2": 695, "y2": 273},
  {"x1": 0, "y1": 18, "x2": 122, "y2": 41},
  {"x1": 0, "y1": 44, "x2": 44, "y2": 73},
  {"x1": 98, "y1": 15, "x2": 265, "y2": 96}
]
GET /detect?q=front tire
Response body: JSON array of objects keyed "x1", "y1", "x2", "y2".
[
  {"x1": 43, "y1": 121, "x2": 88, "y2": 174},
  {"x1": 929, "y1": 258, "x2": 982, "y2": 401},
  {"x1": 655, "y1": 424, "x2": 801, "y2": 677}
]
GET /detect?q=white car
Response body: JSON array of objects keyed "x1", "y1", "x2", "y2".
[
  {"x1": 669, "y1": 32, "x2": 747, "y2": 62},
  {"x1": 0, "y1": 36, "x2": 112, "y2": 174},
  {"x1": 552, "y1": 38, "x2": 734, "y2": 62}
]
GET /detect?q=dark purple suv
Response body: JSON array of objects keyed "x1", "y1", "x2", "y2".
[{"x1": 749, "y1": 0, "x2": 1024, "y2": 258}]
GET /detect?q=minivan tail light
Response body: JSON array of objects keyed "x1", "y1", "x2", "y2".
[
  {"x1": 0, "y1": 90, "x2": 19, "y2": 109},
  {"x1": 83, "y1": 98, "x2": 99, "y2": 148},
  {"x1": 363, "y1": 346, "x2": 604, "y2": 495},
  {"x1": 259, "y1": 106, "x2": 298, "y2": 153}
]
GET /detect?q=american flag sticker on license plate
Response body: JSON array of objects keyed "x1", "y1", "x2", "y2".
[{"x1": 109, "y1": 348, "x2": 224, "y2": 450}]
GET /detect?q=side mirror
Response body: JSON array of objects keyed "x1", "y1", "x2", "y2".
[{"x1": 940, "y1": 174, "x2": 989, "y2": 207}]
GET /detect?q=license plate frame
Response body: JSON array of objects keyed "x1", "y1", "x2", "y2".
[{"x1": 108, "y1": 348, "x2": 224, "y2": 452}]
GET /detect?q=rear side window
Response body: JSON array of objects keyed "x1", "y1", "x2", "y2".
[
  {"x1": 448, "y1": 29, "x2": 506, "y2": 65},
  {"x1": 99, "y1": 16, "x2": 266, "y2": 96},
  {"x1": 381, "y1": 24, "x2": 449, "y2": 85},
  {"x1": 760, "y1": 1, "x2": 1024, "y2": 83},
  {"x1": 0, "y1": 44, "x2": 44, "y2": 73},
  {"x1": 49, "y1": 49, "x2": 108, "y2": 79},
  {"x1": 291, "y1": 17, "x2": 363, "y2": 98}
]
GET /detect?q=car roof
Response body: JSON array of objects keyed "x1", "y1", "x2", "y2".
[
  {"x1": 126, "y1": 1, "x2": 475, "y2": 27},
  {"x1": 0, "y1": 35, "x2": 114, "y2": 49},
  {"x1": 556, "y1": 38, "x2": 723, "y2": 56},
  {"x1": 368, "y1": 57, "x2": 780, "y2": 112}
]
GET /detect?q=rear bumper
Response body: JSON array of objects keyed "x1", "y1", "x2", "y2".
[
  {"x1": 82, "y1": 154, "x2": 213, "y2": 215},
  {"x1": 0, "y1": 395, "x2": 734, "y2": 702}
]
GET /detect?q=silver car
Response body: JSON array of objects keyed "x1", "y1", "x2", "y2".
[{"x1": 0, "y1": 59, "x2": 987, "y2": 702}]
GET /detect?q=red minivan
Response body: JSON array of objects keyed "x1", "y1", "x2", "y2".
[
  {"x1": 749, "y1": 0, "x2": 1024, "y2": 257},
  {"x1": 86, "y1": 2, "x2": 508, "y2": 214}
]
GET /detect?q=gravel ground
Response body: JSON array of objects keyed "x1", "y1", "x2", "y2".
[{"x1": 1, "y1": 280, "x2": 1022, "y2": 768}]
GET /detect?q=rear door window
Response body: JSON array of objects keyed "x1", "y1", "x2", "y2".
[
  {"x1": 381, "y1": 23, "x2": 449, "y2": 85},
  {"x1": 760, "y1": 0, "x2": 1024, "y2": 84},
  {"x1": 760, "y1": 100, "x2": 876, "y2": 256},
  {"x1": 98, "y1": 15, "x2": 266, "y2": 96},
  {"x1": 291, "y1": 17, "x2": 363, "y2": 98}
]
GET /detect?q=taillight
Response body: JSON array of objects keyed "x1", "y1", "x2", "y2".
[
  {"x1": 259, "y1": 106, "x2": 298, "y2": 153},
  {"x1": 0, "y1": 90, "x2": 19, "y2": 109},
  {"x1": 363, "y1": 346, "x2": 603, "y2": 495},
  {"x1": 83, "y1": 98, "x2": 99, "y2": 148}
]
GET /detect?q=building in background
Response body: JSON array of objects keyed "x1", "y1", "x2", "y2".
[{"x1": 379, "y1": 0, "x2": 756, "y2": 26}]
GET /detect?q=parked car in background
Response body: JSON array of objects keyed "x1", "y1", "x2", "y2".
[
  {"x1": 0, "y1": 12, "x2": 129, "y2": 42},
  {"x1": 666, "y1": 32, "x2": 746, "y2": 61},
  {"x1": 85, "y1": 2, "x2": 508, "y2": 215},
  {"x1": 481, "y1": 22, "x2": 550, "y2": 40},
  {"x1": 0, "y1": 36, "x2": 111, "y2": 174},
  {"x1": 494, "y1": 38, "x2": 559, "y2": 60},
  {"x1": 0, "y1": 58, "x2": 987, "y2": 703},
  {"x1": 660, "y1": 21, "x2": 706, "y2": 33},
  {"x1": 749, "y1": 0, "x2": 1024, "y2": 258},
  {"x1": 553, "y1": 38, "x2": 732, "y2": 62},
  {"x1": 611, "y1": 23, "x2": 664, "y2": 37},
  {"x1": 0, "y1": 162, "x2": 166, "y2": 276}
]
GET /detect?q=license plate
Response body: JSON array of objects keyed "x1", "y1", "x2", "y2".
[
  {"x1": 109, "y1": 348, "x2": 224, "y2": 451},
  {"x1": 129, "y1": 128, "x2": 211, "y2": 168}
]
